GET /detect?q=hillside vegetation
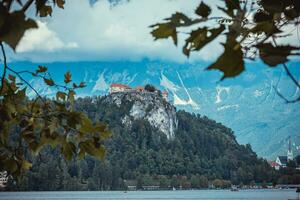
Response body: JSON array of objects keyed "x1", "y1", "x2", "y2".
[{"x1": 8, "y1": 92, "x2": 276, "y2": 190}]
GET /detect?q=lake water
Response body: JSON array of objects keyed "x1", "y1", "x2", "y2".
[{"x1": 0, "y1": 189, "x2": 297, "y2": 200}]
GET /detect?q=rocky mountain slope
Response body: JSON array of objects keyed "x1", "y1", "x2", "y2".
[{"x1": 102, "y1": 91, "x2": 177, "y2": 139}]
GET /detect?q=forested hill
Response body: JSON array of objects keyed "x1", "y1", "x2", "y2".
[{"x1": 11, "y1": 92, "x2": 276, "y2": 191}]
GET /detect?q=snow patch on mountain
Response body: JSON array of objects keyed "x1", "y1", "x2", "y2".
[
  {"x1": 160, "y1": 72, "x2": 180, "y2": 92},
  {"x1": 176, "y1": 71, "x2": 199, "y2": 109},
  {"x1": 215, "y1": 86, "x2": 230, "y2": 104},
  {"x1": 254, "y1": 90, "x2": 264, "y2": 97},
  {"x1": 217, "y1": 104, "x2": 239, "y2": 111},
  {"x1": 92, "y1": 71, "x2": 109, "y2": 93}
]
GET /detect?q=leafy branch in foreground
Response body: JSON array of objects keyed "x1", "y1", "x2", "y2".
[
  {"x1": 150, "y1": 0, "x2": 300, "y2": 102},
  {"x1": 0, "y1": 54, "x2": 110, "y2": 178},
  {"x1": 0, "y1": 0, "x2": 110, "y2": 180}
]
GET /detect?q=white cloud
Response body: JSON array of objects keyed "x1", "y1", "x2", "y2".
[
  {"x1": 16, "y1": 21, "x2": 78, "y2": 53},
  {"x1": 12, "y1": 0, "x2": 223, "y2": 62},
  {"x1": 14, "y1": 0, "x2": 298, "y2": 63}
]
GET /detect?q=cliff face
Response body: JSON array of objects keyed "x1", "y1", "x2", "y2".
[{"x1": 102, "y1": 91, "x2": 177, "y2": 139}]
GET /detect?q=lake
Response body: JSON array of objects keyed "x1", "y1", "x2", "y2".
[{"x1": 0, "y1": 189, "x2": 297, "y2": 200}]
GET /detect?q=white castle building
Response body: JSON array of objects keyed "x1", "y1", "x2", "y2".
[{"x1": 109, "y1": 83, "x2": 168, "y2": 101}]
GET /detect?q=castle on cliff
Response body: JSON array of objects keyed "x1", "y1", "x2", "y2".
[{"x1": 109, "y1": 83, "x2": 168, "y2": 101}]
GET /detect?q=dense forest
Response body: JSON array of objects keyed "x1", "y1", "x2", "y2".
[{"x1": 7, "y1": 93, "x2": 279, "y2": 191}]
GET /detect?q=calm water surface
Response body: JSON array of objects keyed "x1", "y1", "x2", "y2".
[{"x1": 0, "y1": 189, "x2": 297, "y2": 200}]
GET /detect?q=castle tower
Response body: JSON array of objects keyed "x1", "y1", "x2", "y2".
[{"x1": 287, "y1": 138, "x2": 293, "y2": 161}]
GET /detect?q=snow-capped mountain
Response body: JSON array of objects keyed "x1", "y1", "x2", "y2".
[{"x1": 9, "y1": 60, "x2": 300, "y2": 159}]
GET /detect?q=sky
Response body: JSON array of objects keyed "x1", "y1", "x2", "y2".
[{"x1": 11, "y1": 0, "x2": 226, "y2": 63}]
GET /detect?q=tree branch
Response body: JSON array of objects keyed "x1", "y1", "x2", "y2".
[
  {"x1": 0, "y1": 42, "x2": 8, "y2": 94},
  {"x1": 6, "y1": 66, "x2": 45, "y2": 101},
  {"x1": 282, "y1": 63, "x2": 300, "y2": 89},
  {"x1": 273, "y1": 86, "x2": 300, "y2": 103},
  {"x1": 22, "y1": 0, "x2": 34, "y2": 12},
  {"x1": 271, "y1": 37, "x2": 300, "y2": 103}
]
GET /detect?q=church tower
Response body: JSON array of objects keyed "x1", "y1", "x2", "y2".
[{"x1": 287, "y1": 138, "x2": 293, "y2": 161}]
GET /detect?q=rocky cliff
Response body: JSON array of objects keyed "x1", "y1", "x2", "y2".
[{"x1": 101, "y1": 91, "x2": 177, "y2": 139}]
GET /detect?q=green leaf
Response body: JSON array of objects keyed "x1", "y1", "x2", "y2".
[
  {"x1": 218, "y1": 0, "x2": 240, "y2": 18},
  {"x1": 260, "y1": 0, "x2": 286, "y2": 14},
  {"x1": 64, "y1": 71, "x2": 72, "y2": 83},
  {"x1": 8, "y1": 74, "x2": 16, "y2": 82},
  {"x1": 150, "y1": 23, "x2": 177, "y2": 45},
  {"x1": 183, "y1": 25, "x2": 225, "y2": 57},
  {"x1": 66, "y1": 112, "x2": 81, "y2": 129},
  {"x1": 68, "y1": 90, "x2": 75, "y2": 103},
  {"x1": 79, "y1": 82, "x2": 86, "y2": 88},
  {"x1": 43, "y1": 78, "x2": 54, "y2": 86},
  {"x1": 195, "y1": 2, "x2": 211, "y2": 18},
  {"x1": 48, "y1": 119, "x2": 59, "y2": 133},
  {"x1": 0, "y1": 11, "x2": 37, "y2": 51},
  {"x1": 22, "y1": 131, "x2": 35, "y2": 143},
  {"x1": 253, "y1": 11, "x2": 273, "y2": 23},
  {"x1": 4, "y1": 159, "x2": 18, "y2": 173},
  {"x1": 73, "y1": 83, "x2": 78, "y2": 88},
  {"x1": 207, "y1": 36, "x2": 245, "y2": 80},
  {"x1": 56, "y1": 91, "x2": 67, "y2": 101},
  {"x1": 22, "y1": 160, "x2": 32, "y2": 170},
  {"x1": 257, "y1": 43, "x2": 299, "y2": 67},
  {"x1": 61, "y1": 141, "x2": 76, "y2": 161},
  {"x1": 94, "y1": 122, "x2": 107, "y2": 133},
  {"x1": 225, "y1": 0, "x2": 240, "y2": 10},
  {"x1": 36, "y1": 65, "x2": 47, "y2": 73},
  {"x1": 79, "y1": 115, "x2": 95, "y2": 133},
  {"x1": 167, "y1": 12, "x2": 192, "y2": 26},
  {"x1": 79, "y1": 140, "x2": 105, "y2": 160},
  {"x1": 40, "y1": 132, "x2": 61, "y2": 149},
  {"x1": 56, "y1": 0, "x2": 65, "y2": 9},
  {"x1": 250, "y1": 21, "x2": 281, "y2": 35},
  {"x1": 100, "y1": 131, "x2": 111, "y2": 140},
  {"x1": 36, "y1": 0, "x2": 53, "y2": 17}
]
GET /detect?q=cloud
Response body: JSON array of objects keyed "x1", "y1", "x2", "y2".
[
  {"x1": 13, "y1": 0, "x2": 298, "y2": 63},
  {"x1": 11, "y1": 0, "x2": 225, "y2": 62},
  {"x1": 16, "y1": 21, "x2": 78, "y2": 53}
]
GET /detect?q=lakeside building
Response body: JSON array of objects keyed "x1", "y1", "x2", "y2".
[{"x1": 272, "y1": 139, "x2": 299, "y2": 170}]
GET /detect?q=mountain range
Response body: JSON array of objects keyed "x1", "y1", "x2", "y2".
[{"x1": 8, "y1": 60, "x2": 300, "y2": 159}]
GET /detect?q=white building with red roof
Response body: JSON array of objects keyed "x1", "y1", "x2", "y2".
[{"x1": 110, "y1": 83, "x2": 131, "y2": 94}]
